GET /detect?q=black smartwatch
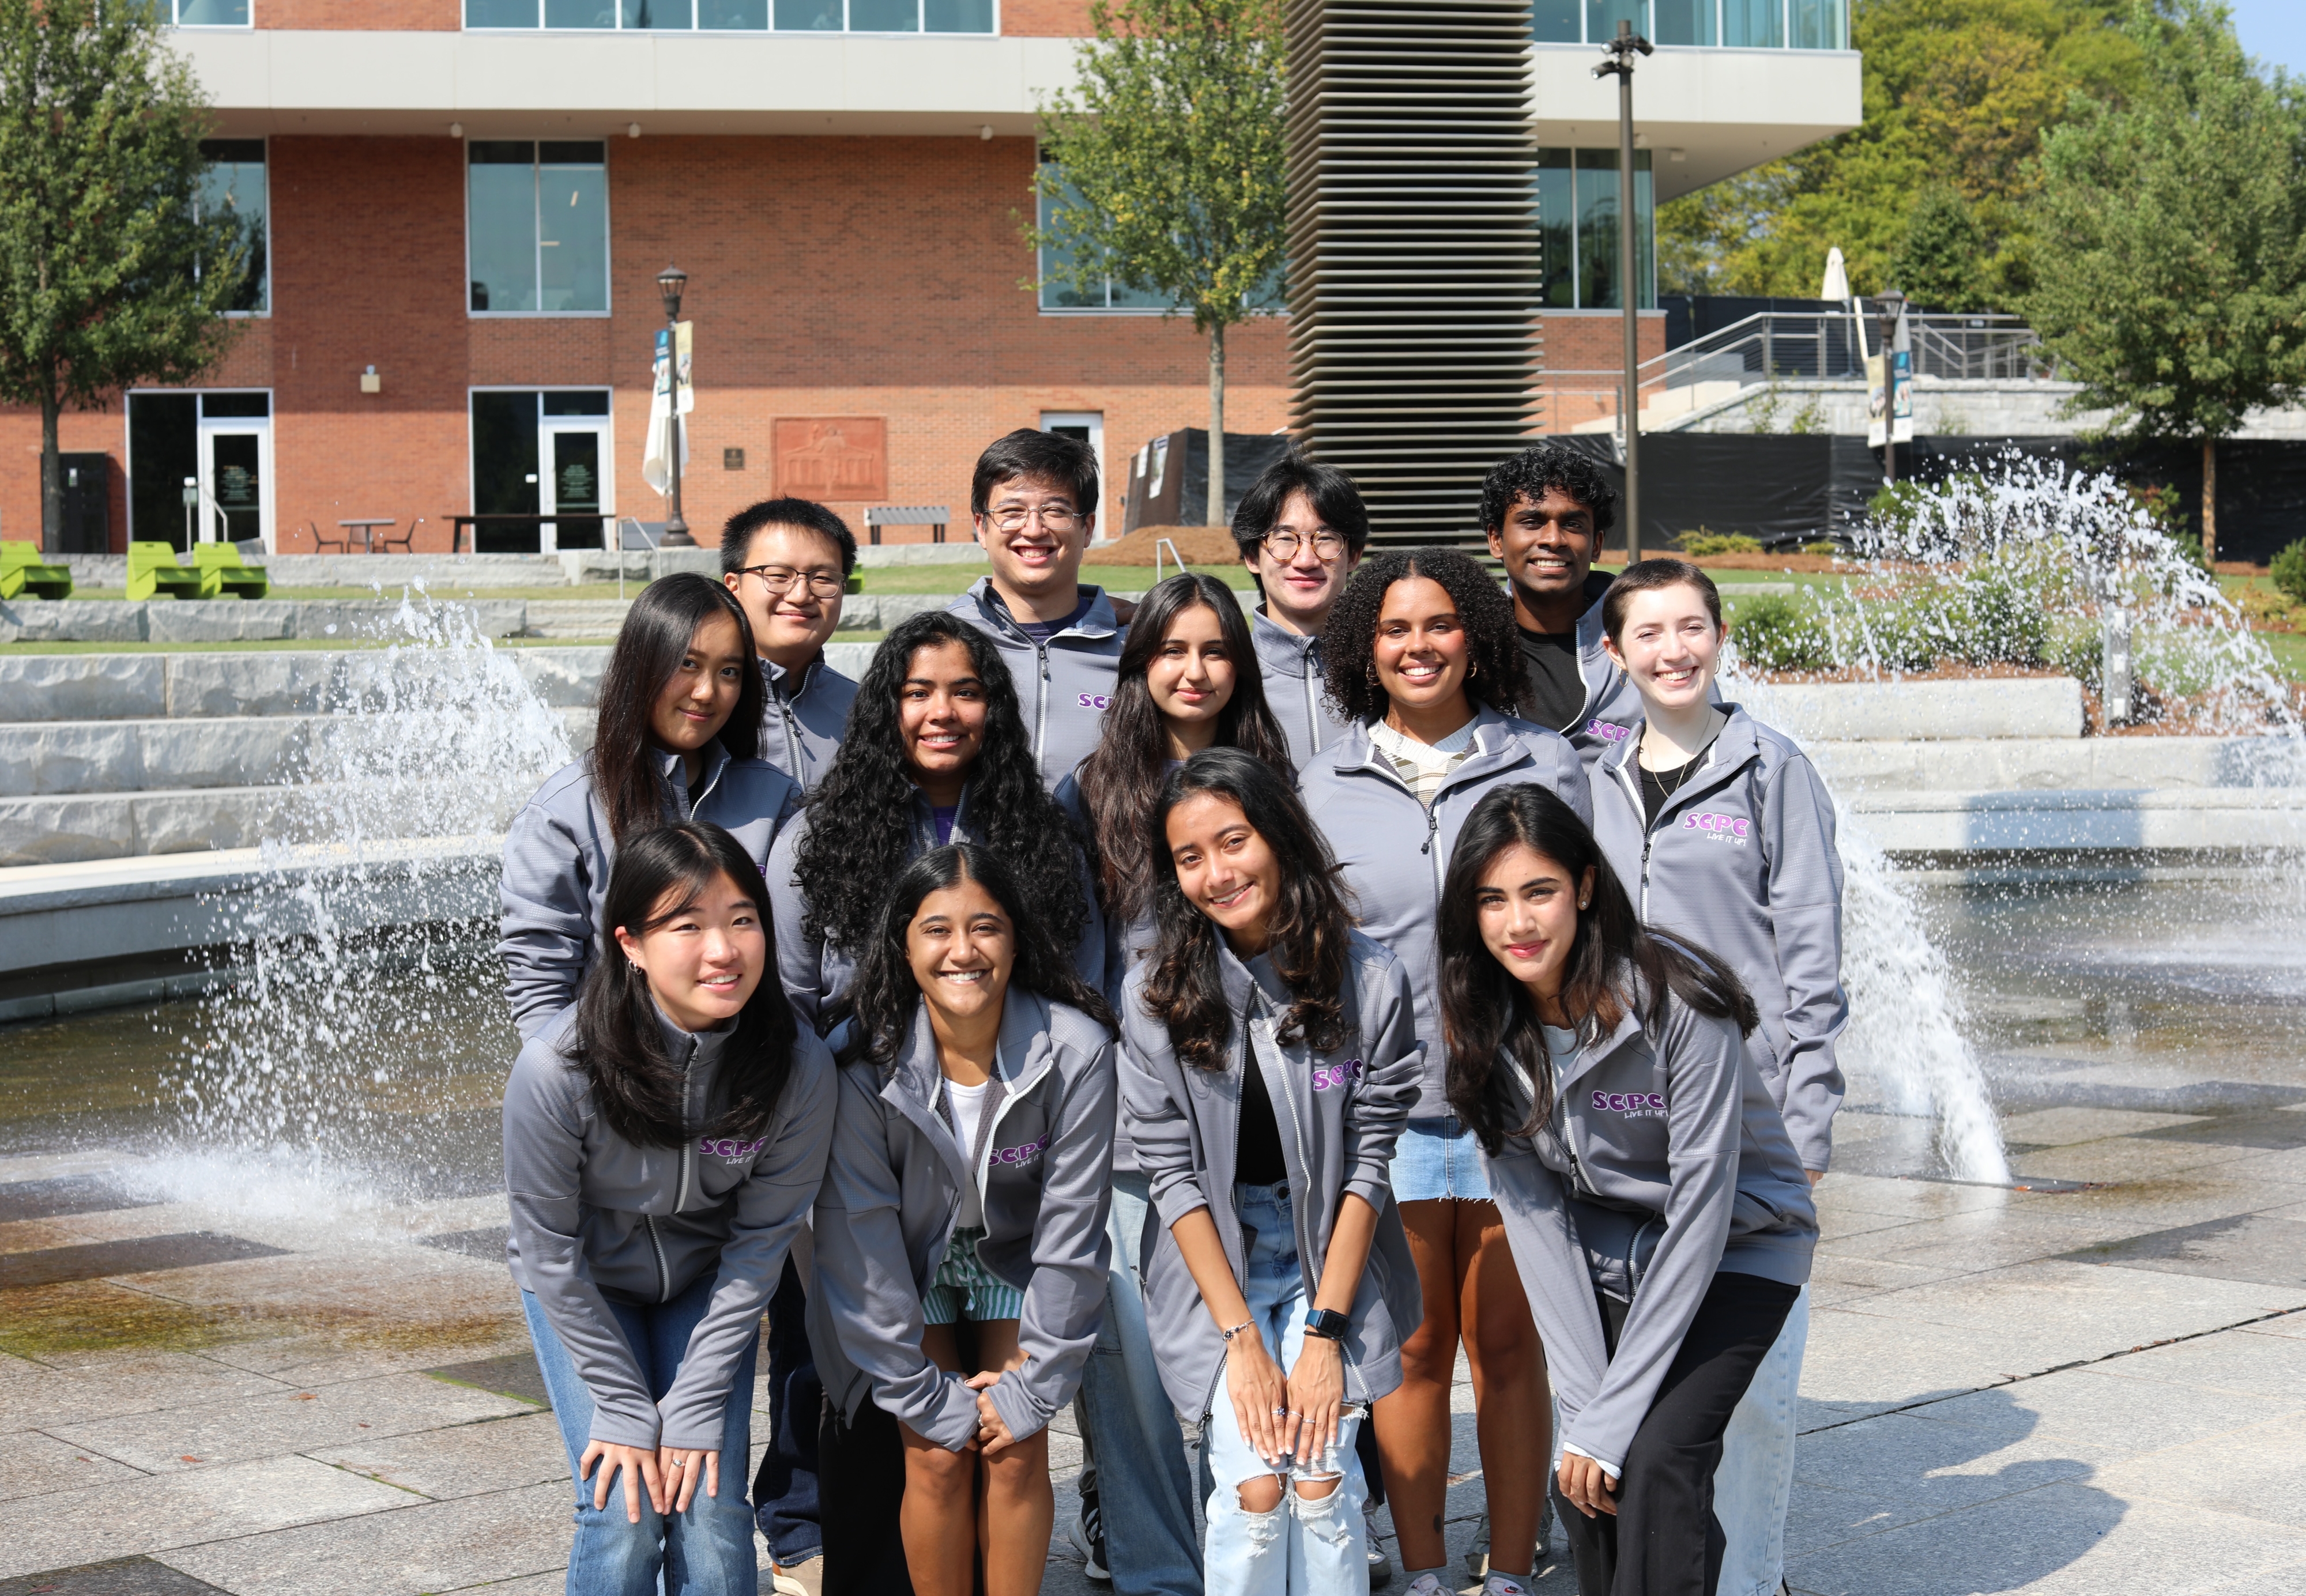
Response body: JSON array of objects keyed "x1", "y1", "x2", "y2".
[{"x1": 1303, "y1": 1308, "x2": 1351, "y2": 1342}]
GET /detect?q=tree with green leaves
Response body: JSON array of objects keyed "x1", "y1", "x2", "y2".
[
  {"x1": 1889, "y1": 186, "x2": 1992, "y2": 311},
  {"x1": 1027, "y1": 0, "x2": 1285, "y2": 525},
  {"x1": 2025, "y1": 0, "x2": 2306, "y2": 559},
  {"x1": 0, "y1": 0, "x2": 246, "y2": 549}
]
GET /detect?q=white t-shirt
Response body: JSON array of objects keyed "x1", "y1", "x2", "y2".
[{"x1": 945, "y1": 1076, "x2": 992, "y2": 1167}]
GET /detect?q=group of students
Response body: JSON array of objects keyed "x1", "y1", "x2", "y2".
[{"x1": 497, "y1": 430, "x2": 1848, "y2": 1596}]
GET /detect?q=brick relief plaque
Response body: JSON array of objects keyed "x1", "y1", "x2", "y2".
[{"x1": 774, "y1": 417, "x2": 887, "y2": 500}]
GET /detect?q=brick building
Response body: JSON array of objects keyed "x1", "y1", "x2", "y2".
[{"x1": 5, "y1": 0, "x2": 1860, "y2": 554}]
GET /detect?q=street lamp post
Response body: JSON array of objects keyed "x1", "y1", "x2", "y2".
[
  {"x1": 656, "y1": 265, "x2": 694, "y2": 547},
  {"x1": 1875, "y1": 289, "x2": 1906, "y2": 486},
  {"x1": 1596, "y1": 20, "x2": 1652, "y2": 561}
]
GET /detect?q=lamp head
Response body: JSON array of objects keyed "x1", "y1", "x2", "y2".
[{"x1": 657, "y1": 265, "x2": 688, "y2": 321}]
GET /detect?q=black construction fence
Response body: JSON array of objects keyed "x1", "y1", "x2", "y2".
[{"x1": 1557, "y1": 433, "x2": 2306, "y2": 567}]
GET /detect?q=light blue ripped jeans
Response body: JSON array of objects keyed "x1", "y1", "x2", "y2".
[{"x1": 1201, "y1": 1182, "x2": 1369, "y2": 1596}]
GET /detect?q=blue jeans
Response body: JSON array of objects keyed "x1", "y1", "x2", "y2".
[
  {"x1": 523, "y1": 1277, "x2": 760, "y2": 1596},
  {"x1": 752, "y1": 1257, "x2": 822, "y2": 1566},
  {"x1": 1077, "y1": 1171, "x2": 1204, "y2": 1596},
  {"x1": 1712, "y1": 1284, "x2": 1809, "y2": 1596},
  {"x1": 1201, "y1": 1183, "x2": 1368, "y2": 1596}
]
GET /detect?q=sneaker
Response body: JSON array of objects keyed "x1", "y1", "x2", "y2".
[
  {"x1": 1465, "y1": 1510, "x2": 1490, "y2": 1579},
  {"x1": 767, "y1": 1567, "x2": 808, "y2": 1596},
  {"x1": 1364, "y1": 1499, "x2": 1394, "y2": 1587},
  {"x1": 1403, "y1": 1576, "x2": 1450, "y2": 1596},
  {"x1": 1483, "y1": 1577, "x2": 1531, "y2": 1596},
  {"x1": 1067, "y1": 1493, "x2": 1111, "y2": 1582}
]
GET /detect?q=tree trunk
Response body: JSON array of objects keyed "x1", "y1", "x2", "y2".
[
  {"x1": 40, "y1": 391, "x2": 62, "y2": 553},
  {"x1": 1207, "y1": 322, "x2": 1226, "y2": 528},
  {"x1": 2202, "y1": 437, "x2": 2217, "y2": 565}
]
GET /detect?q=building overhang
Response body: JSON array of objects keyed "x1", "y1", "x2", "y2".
[{"x1": 1531, "y1": 43, "x2": 1863, "y2": 201}]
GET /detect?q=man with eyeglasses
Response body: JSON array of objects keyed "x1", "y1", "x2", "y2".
[
  {"x1": 946, "y1": 428, "x2": 1124, "y2": 789},
  {"x1": 1231, "y1": 454, "x2": 1369, "y2": 765},
  {"x1": 721, "y1": 496, "x2": 860, "y2": 797}
]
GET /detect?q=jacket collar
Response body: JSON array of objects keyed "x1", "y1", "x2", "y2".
[
  {"x1": 1575, "y1": 588, "x2": 1622, "y2": 705},
  {"x1": 1554, "y1": 1002, "x2": 1648, "y2": 1095},
  {"x1": 965, "y1": 576, "x2": 1120, "y2": 644},
  {"x1": 651, "y1": 1002, "x2": 733, "y2": 1120},
  {"x1": 653, "y1": 738, "x2": 733, "y2": 816},
  {"x1": 759, "y1": 651, "x2": 824, "y2": 704},
  {"x1": 882, "y1": 987, "x2": 1058, "y2": 1114},
  {"x1": 902, "y1": 777, "x2": 975, "y2": 853},
  {"x1": 1252, "y1": 607, "x2": 1321, "y2": 671},
  {"x1": 1602, "y1": 703, "x2": 1760, "y2": 826},
  {"x1": 1330, "y1": 703, "x2": 1533, "y2": 787}
]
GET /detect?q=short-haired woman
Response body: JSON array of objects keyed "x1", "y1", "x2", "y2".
[
  {"x1": 504, "y1": 821, "x2": 835, "y2": 1594},
  {"x1": 1122, "y1": 748, "x2": 1423, "y2": 1596},
  {"x1": 1301, "y1": 546, "x2": 1592, "y2": 1596},
  {"x1": 808, "y1": 844, "x2": 1118, "y2": 1596},
  {"x1": 502, "y1": 572, "x2": 801, "y2": 1038},
  {"x1": 1590, "y1": 559, "x2": 1847, "y2": 1596},
  {"x1": 1438, "y1": 782, "x2": 1816, "y2": 1596}
]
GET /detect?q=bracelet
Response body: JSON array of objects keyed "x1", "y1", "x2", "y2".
[{"x1": 1219, "y1": 1319, "x2": 1256, "y2": 1341}]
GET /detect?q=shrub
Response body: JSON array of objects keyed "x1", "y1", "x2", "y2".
[
  {"x1": 1866, "y1": 481, "x2": 1930, "y2": 535},
  {"x1": 2237, "y1": 584, "x2": 2297, "y2": 628},
  {"x1": 1727, "y1": 593, "x2": 1834, "y2": 672},
  {"x1": 1801, "y1": 540, "x2": 1841, "y2": 557},
  {"x1": 1680, "y1": 531, "x2": 1763, "y2": 557},
  {"x1": 2273, "y1": 538, "x2": 2306, "y2": 606}
]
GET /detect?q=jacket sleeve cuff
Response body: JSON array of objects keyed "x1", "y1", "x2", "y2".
[
  {"x1": 1560, "y1": 1440, "x2": 1621, "y2": 1479},
  {"x1": 900, "y1": 1373, "x2": 985, "y2": 1452},
  {"x1": 1343, "y1": 1171, "x2": 1392, "y2": 1217},
  {"x1": 586, "y1": 1404, "x2": 664, "y2": 1451},
  {"x1": 987, "y1": 1372, "x2": 1050, "y2": 1445}
]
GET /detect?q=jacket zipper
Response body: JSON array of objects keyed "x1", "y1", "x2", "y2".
[
  {"x1": 645, "y1": 1212, "x2": 670, "y2": 1301},
  {"x1": 781, "y1": 696, "x2": 808, "y2": 795},
  {"x1": 1303, "y1": 663, "x2": 1322, "y2": 755}
]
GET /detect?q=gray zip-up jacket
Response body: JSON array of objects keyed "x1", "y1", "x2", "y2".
[
  {"x1": 1253, "y1": 608, "x2": 1356, "y2": 765},
  {"x1": 1558, "y1": 589, "x2": 1648, "y2": 763},
  {"x1": 945, "y1": 578, "x2": 1125, "y2": 790},
  {"x1": 1590, "y1": 706, "x2": 1847, "y2": 1171},
  {"x1": 756, "y1": 652, "x2": 859, "y2": 797},
  {"x1": 1119, "y1": 931, "x2": 1425, "y2": 1418},
  {"x1": 1297, "y1": 707, "x2": 1594, "y2": 1116},
  {"x1": 808, "y1": 991, "x2": 1117, "y2": 1449},
  {"x1": 499, "y1": 744, "x2": 804, "y2": 1039},
  {"x1": 503, "y1": 1003, "x2": 836, "y2": 1451},
  {"x1": 1482, "y1": 987, "x2": 1816, "y2": 1476},
  {"x1": 764, "y1": 780, "x2": 1106, "y2": 1035}
]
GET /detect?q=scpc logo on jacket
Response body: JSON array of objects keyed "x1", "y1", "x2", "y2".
[
  {"x1": 1075, "y1": 693, "x2": 1113, "y2": 711},
  {"x1": 990, "y1": 1128, "x2": 1056, "y2": 1167},
  {"x1": 1683, "y1": 810, "x2": 1751, "y2": 844},
  {"x1": 1311, "y1": 1059, "x2": 1366, "y2": 1092},
  {"x1": 1592, "y1": 1090, "x2": 1667, "y2": 1118},
  {"x1": 700, "y1": 1135, "x2": 769, "y2": 1161}
]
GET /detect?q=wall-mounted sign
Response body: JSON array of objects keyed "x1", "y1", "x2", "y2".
[{"x1": 774, "y1": 417, "x2": 887, "y2": 500}]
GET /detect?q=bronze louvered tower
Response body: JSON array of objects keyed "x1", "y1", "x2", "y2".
[{"x1": 1284, "y1": 0, "x2": 1542, "y2": 548}]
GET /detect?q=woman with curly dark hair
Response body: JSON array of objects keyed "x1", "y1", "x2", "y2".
[
  {"x1": 1299, "y1": 546, "x2": 1592, "y2": 1596},
  {"x1": 1121, "y1": 748, "x2": 1422, "y2": 1596},
  {"x1": 765, "y1": 608, "x2": 1104, "y2": 1035}
]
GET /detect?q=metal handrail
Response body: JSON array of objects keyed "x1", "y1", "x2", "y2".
[{"x1": 1542, "y1": 310, "x2": 2054, "y2": 389}]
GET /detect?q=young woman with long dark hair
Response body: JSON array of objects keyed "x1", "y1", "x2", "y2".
[
  {"x1": 807, "y1": 845, "x2": 1118, "y2": 1596},
  {"x1": 1438, "y1": 784, "x2": 1817, "y2": 1596},
  {"x1": 766, "y1": 608, "x2": 1103, "y2": 1035},
  {"x1": 1298, "y1": 546, "x2": 1591, "y2": 1595},
  {"x1": 503, "y1": 821, "x2": 835, "y2": 1595},
  {"x1": 1122, "y1": 748, "x2": 1423, "y2": 1596},
  {"x1": 502, "y1": 572, "x2": 801, "y2": 1038},
  {"x1": 1589, "y1": 560, "x2": 1847, "y2": 1596},
  {"x1": 1058, "y1": 572, "x2": 1294, "y2": 1592}
]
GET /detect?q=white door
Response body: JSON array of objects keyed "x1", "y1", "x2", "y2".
[
  {"x1": 539, "y1": 420, "x2": 612, "y2": 553},
  {"x1": 1039, "y1": 411, "x2": 1106, "y2": 530},
  {"x1": 197, "y1": 420, "x2": 273, "y2": 550}
]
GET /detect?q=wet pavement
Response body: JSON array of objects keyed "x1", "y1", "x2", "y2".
[{"x1": 0, "y1": 875, "x2": 2301, "y2": 1595}]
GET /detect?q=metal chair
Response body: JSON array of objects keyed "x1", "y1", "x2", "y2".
[
  {"x1": 377, "y1": 518, "x2": 416, "y2": 553},
  {"x1": 308, "y1": 519, "x2": 349, "y2": 553}
]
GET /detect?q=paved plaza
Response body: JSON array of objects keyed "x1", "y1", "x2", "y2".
[{"x1": 0, "y1": 1092, "x2": 2302, "y2": 1596}]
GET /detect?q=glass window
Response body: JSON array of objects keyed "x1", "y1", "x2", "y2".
[
  {"x1": 1543, "y1": 149, "x2": 1652, "y2": 311},
  {"x1": 924, "y1": 0, "x2": 989, "y2": 29},
  {"x1": 1532, "y1": 0, "x2": 1579, "y2": 40},
  {"x1": 699, "y1": 0, "x2": 768, "y2": 24},
  {"x1": 849, "y1": 0, "x2": 916, "y2": 28},
  {"x1": 1652, "y1": 0, "x2": 1715, "y2": 44},
  {"x1": 1723, "y1": 0, "x2": 1781, "y2": 46},
  {"x1": 174, "y1": 0, "x2": 249, "y2": 24},
  {"x1": 469, "y1": 142, "x2": 608, "y2": 315},
  {"x1": 468, "y1": 0, "x2": 538, "y2": 24},
  {"x1": 774, "y1": 0, "x2": 842, "y2": 25},
  {"x1": 1789, "y1": 0, "x2": 1841, "y2": 47},
  {"x1": 1538, "y1": 149, "x2": 1576, "y2": 308},
  {"x1": 620, "y1": 0, "x2": 692, "y2": 25},
  {"x1": 197, "y1": 139, "x2": 267, "y2": 315},
  {"x1": 1586, "y1": 0, "x2": 1644, "y2": 41}
]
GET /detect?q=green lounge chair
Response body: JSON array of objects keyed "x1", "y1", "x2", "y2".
[
  {"x1": 191, "y1": 541, "x2": 269, "y2": 599},
  {"x1": 126, "y1": 541, "x2": 205, "y2": 602},
  {"x1": 0, "y1": 541, "x2": 72, "y2": 601}
]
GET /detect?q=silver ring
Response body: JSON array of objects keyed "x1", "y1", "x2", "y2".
[
  {"x1": 668, "y1": 1459, "x2": 684, "y2": 1468},
  {"x1": 1271, "y1": 1406, "x2": 1288, "y2": 1417}
]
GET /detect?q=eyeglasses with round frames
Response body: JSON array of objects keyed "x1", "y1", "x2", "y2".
[
  {"x1": 1261, "y1": 529, "x2": 1347, "y2": 562},
  {"x1": 985, "y1": 504, "x2": 1084, "y2": 534},
  {"x1": 738, "y1": 565, "x2": 847, "y2": 599}
]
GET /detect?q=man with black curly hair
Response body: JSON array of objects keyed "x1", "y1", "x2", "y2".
[{"x1": 1480, "y1": 442, "x2": 1648, "y2": 764}]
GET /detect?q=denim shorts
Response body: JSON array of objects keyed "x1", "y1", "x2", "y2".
[
  {"x1": 1388, "y1": 1115, "x2": 1492, "y2": 1203},
  {"x1": 923, "y1": 1225, "x2": 1024, "y2": 1325}
]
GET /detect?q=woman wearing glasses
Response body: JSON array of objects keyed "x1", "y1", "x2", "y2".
[
  {"x1": 502, "y1": 572, "x2": 802, "y2": 1040},
  {"x1": 720, "y1": 497, "x2": 861, "y2": 798},
  {"x1": 1231, "y1": 455, "x2": 1370, "y2": 765}
]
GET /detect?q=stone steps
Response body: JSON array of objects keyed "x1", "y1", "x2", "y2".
[{"x1": 1848, "y1": 785, "x2": 2306, "y2": 854}]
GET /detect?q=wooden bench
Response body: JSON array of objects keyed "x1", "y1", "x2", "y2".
[
  {"x1": 0, "y1": 542, "x2": 73, "y2": 601},
  {"x1": 865, "y1": 504, "x2": 952, "y2": 545}
]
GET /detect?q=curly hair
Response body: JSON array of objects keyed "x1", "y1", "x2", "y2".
[
  {"x1": 1075, "y1": 575, "x2": 1294, "y2": 930},
  {"x1": 1317, "y1": 547, "x2": 1529, "y2": 725},
  {"x1": 792, "y1": 609, "x2": 1090, "y2": 960},
  {"x1": 1141, "y1": 748, "x2": 1354, "y2": 1069},
  {"x1": 845, "y1": 844, "x2": 1114, "y2": 1070},
  {"x1": 1479, "y1": 442, "x2": 1619, "y2": 537}
]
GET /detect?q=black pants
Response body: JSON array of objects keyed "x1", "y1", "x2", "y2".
[
  {"x1": 1555, "y1": 1270, "x2": 1799, "y2": 1596},
  {"x1": 817, "y1": 1393, "x2": 916, "y2": 1596}
]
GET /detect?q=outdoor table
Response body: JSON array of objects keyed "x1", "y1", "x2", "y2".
[{"x1": 339, "y1": 519, "x2": 396, "y2": 553}]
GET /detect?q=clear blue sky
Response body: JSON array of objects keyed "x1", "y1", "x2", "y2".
[{"x1": 2228, "y1": 0, "x2": 2306, "y2": 77}]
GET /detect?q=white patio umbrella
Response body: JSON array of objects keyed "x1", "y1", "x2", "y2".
[{"x1": 1821, "y1": 246, "x2": 1851, "y2": 303}]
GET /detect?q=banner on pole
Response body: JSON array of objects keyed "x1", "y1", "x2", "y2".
[
  {"x1": 644, "y1": 322, "x2": 694, "y2": 497},
  {"x1": 1890, "y1": 306, "x2": 1914, "y2": 445}
]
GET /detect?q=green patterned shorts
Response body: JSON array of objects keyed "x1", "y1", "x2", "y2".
[{"x1": 922, "y1": 1226, "x2": 1024, "y2": 1325}]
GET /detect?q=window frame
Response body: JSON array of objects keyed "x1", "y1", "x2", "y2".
[
  {"x1": 198, "y1": 137, "x2": 271, "y2": 319},
  {"x1": 164, "y1": 0, "x2": 255, "y2": 29},
  {"x1": 459, "y1": 0, "x2": 998, "y2": 33},
  {"x1": 1538, "y1": 146, "x2": 1655, "y2": 311},
  {"x1": 464, "y1": 138, "x2": 614, "y2": 320},
  {"x1": 1533, "y1": 0, "x2": 1847, "y2": 49}
]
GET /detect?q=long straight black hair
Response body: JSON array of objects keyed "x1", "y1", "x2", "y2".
[
  {"x1": 793, "y1": 610, "x2": 1090, "y2": 959},
  {"x1": 1438, "y1": 784, "x2": 1755, "y2": 1154},
  {"x1": 1141, "y1": 747, "x2": 1354, "y2": 1069},
  {"x1": 843, "y1": 843, "x2": 1114, "y2": 1069},
  {"x1": 1076, "y1": 575, "x2": 1293, "y2": 930},
  {"x1": 566, "y1": 821, "x2": 799, "y2": 1148},
  {"x1": 592, "y1": 573, "x2": 764, "y2": 846}
]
